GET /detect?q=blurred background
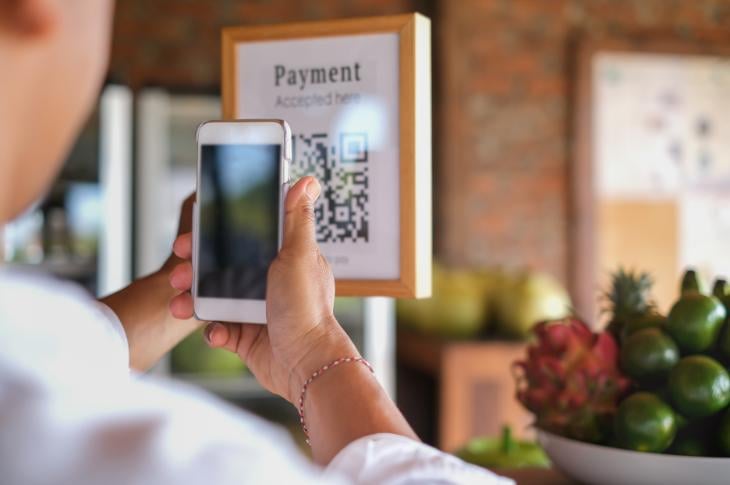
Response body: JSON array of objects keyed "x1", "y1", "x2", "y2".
[{"x1": 2, "y1": 0, "x2": 730, "y2": 462}]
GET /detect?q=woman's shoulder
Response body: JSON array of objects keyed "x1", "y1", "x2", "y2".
[
  {"x1": 0, "y1": 267, "x2": 107, "y2": 332},
  {"x1": 0, "y1": 266, "x2": 95, "y2": 304},
  {"x1": 0, "y1": 267, "x2": 129, "y2": 382}
]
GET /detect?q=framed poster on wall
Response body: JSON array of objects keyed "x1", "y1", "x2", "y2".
[
  {"x1": 222, "y1": 13, "x2": 431, "y2": 298},
  {"x1": 571, "y1": 35, "x2": 730, "y2": 320}
]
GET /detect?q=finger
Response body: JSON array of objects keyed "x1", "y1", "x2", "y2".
[
  {"x1": 169, "y1": 292, "x2": 194, "y2": 319},
  {"x1": 169, "y1": 261, "x2": 193, "y2": 291},
  {"x1": 177, "y1": 193, "x2": 196, "y2": 235},
  {"x1": 282, "y1": 176, "x2": 321, "y2": 253},
  {"x1": 204, "y1": 323, "x2": 266, "y2": 366},
  {"x1": 173, "y1": 232, "x2": 192, "y2": 259},
  {"x1": 204, "y1": 322, "x2": 241, "y2": 353},
  {"x1": 237, "y1": 324, "x2": 266, "y2": 362}
]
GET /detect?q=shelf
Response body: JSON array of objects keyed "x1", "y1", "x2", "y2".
[
  {"x1": 396, "y1": 328, "x2": 446, "y2": 374},
  {"x1": 397, "y1": 327, "x2": 527, "y2": 376},
  {"x1": 396, "y1": 327, "x2": 532, "y2": 450},
  {"x1": 171, "y1": 373, "x2": 273, "y2": 399}
]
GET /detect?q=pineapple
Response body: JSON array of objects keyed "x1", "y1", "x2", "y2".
[{"x1": 602, "y1": 268, "x2": 657, "y2": 340}]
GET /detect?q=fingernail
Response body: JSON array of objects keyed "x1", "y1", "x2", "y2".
[
  {"x1": 204, "y1": 322, "x2": 220, "y2": 344},
  {"x1": 306, "y1": 179, "x2": 321, "y2": 200},
  {"x1": 169, "y1": 271, "x2": 180, "y2": 289}
]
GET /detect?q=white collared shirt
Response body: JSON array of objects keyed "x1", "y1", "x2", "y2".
[{"x1": 0, "y1": 269, "x2": 511, "y2": 485}]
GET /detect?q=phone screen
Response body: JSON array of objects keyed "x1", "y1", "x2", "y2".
[{"x1": 197, "y1": 143, "x2": 280, "y2": 300}]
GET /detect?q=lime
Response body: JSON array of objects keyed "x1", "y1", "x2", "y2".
[
  {"x1": 620, "y1": 312, "x2": 666, "y2": 343},
  {"x1": 620, "y1": 328, "x2": 679, "y2": 383},
  {"x1": 723, "y1": 294, "x2": 730, "y2": 313},
  {"x1": 669, "y1": 434, "x2": 709, "y2": 456},
  {"x1": 712, "y1": 278, "x2": 728, "y2": 299},
  {"x1": 670, "y1": 414, "x2": 722, "y2": 456},
  {"x1": 665, "y1": 293, "x2": 726, "y2": 353},
  {"x1": 681, "y1": 269, "x2": 704, "y2": 295},
  {"x1": 719, "y1": 409, "x2": 730, "y2": 455},
  {"x1": 719, "y1": 323, "x2": 730, "y2": 359},
  {"x1": 669, "y1": 356, "x2": 730, "y2": 418},
  {"x1": 673, "y1": 410, "x2": 689, "y2": 430},
  {"x1": 614, "y1": 392, "x2": 677, "y2": 453}
]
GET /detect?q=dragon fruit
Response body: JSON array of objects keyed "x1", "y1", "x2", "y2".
[{"x1": 513, "y1": 318, "x2": 631, "y2": 443}]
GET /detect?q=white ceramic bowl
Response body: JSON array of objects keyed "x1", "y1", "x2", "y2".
[{"x1": 537, "y1": 430, "x2": 730, "y2": 485}]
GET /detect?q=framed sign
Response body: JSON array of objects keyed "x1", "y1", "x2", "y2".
[
  {"x1": 571, "y1": 34, "x2": 730, "y2": 320},
  {"x1": 222, "y1": 14, "x2": 431, "y2": 298}
]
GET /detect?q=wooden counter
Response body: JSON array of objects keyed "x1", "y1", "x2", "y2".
[{"x1": 397, "y1": 328, "x2": 533, "y2": 450}]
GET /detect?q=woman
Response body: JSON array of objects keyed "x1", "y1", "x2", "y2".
[{"x1": 0, "y1": 1, "x2": 510, "y2": 483}]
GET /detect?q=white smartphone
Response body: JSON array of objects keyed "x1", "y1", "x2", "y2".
[{"x1": 192, "y1": 120, "x2": 291, "y2": 324}]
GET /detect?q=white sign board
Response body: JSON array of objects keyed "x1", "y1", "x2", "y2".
[
  {"x1": 236, "y1": 34, "x2": 400, "y2": 279},
  {"x1": 223, "y1": 14, "x2": 432, "y2": 298}
]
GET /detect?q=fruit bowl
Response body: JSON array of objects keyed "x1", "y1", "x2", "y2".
[{"x1": 537, "y1": 430, "x2": 730, "y2": 485}]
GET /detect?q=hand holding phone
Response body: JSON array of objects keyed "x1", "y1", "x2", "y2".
[
  {"x1": 170, "y1": 176, "x2": 359, "y2": 405},
  {"x1": 192, "y1": 120, "x2": 290, "y2": 324}
]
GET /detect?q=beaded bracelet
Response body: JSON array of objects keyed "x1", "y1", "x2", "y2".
[{"x1": 297, "y1": 356, "x2": 374, "y2": 445}]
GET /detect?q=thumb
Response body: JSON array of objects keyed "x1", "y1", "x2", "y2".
[{"x1": 282, "y1": 176, "x2": 321, "y2": 252}]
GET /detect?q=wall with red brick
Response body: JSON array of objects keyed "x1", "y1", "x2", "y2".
[
  {"x1": 110, "y1": 0, "x2": 430, "y2": 88},
  {"x1": 109, "y1": 0, "x2": 730, "y2": 284},
  {"x1": 437, "y1": 0, "x2": 730, "y2": 282}
]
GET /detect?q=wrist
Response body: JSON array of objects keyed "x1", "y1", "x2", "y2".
[
  {"x1": 297, "y1": 356, "x2": 374, "y2": 444},
  {"x1": 287, "y1": 316, "x2": 358, "y2": 404}
]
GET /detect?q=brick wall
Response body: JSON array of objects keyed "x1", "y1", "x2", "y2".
[
  {"x1": 110, "y1": 0, "x2": 429, "y2": 88},
  {"x1": 109, "y1": 0, "x2": 730, "y2": 283},
  {"x1": 437, "y1": 0, "x2": 730, "y2": 282}
]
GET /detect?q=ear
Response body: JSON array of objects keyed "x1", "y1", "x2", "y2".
[{"x1": 0, "y1": 0, "x2": 59, "y2": 38}]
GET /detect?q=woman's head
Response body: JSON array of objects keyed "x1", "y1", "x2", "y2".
[{"x1": 0, "y1": 0, "x2": 114, "y2": 222}]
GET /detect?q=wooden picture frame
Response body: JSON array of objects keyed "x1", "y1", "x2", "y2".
[
  {"x1": 571, "y1": 34, "x2": 730, "y2": 319},
  {"x1": 222, "y1": 14, "x2": 432, "y2": 298}
]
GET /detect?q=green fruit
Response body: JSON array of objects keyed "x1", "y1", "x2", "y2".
[
  {"x1": 673, "y1": 411, "x2": 689, "y2": 430},
  {"x1": 620, "y1": 312, "x2": 666, "y2": 342},
  {"x1": 670, "y1": 414, "x2": 722, "y2": 456},
  {"x1": 669, "y1": 434, "x2": 709, "y2": 456},
  {"x1": 396, "y1": 264, "x2": 489, "y2": 339},
  {"x1": 719, "y1": 323, "x2": 730, "y2": 359},
  {"x1": 712, "y1": 279, "x2": 729, "y2": 299},
  {"x1": 620, "y1": 328, "x2": 679, "y2": 383},
  {"x1": 665, "y1": 293, "x2": 726, "y2": 353},
  {"x1": 456, "y1": 426, "x2": 550, "y2": 469},
  {"x1": 669, "y1": 356, "x2": 730, "y2": 418},
  {"x1": 493, "y1": 271, "x2": 571, "y2": 339},
  {"x1": 719, "y1": 409, "x2": 730, "y2": 455},
  {"x1": 615, "y1": 392, "x2": 677, "y2": 453},
  {"x1": 722, "y1": 295, "x2": 730, "y2": 314},
  {"x1": 681, "y1": 269, "x2": 704, "y2": 295},
  {"x1": 714, "y1": 286, "x2": 730, "y2": 316}
]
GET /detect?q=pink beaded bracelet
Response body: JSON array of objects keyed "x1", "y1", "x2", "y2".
[{"x1": 297, "y1": 356, "x2": 374, "y2": 445}]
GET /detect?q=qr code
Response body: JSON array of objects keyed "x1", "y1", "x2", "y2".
[{"x1": 291, "y1": 132, "x2": 370, "y2": 243}]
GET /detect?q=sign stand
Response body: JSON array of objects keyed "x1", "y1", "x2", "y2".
[{"x1": 363, "y1": 296, "x2": 396, "y2": 398}]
